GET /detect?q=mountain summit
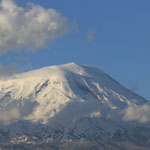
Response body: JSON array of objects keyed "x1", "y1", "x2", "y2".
[{"x1": 0, "y1": 63, "x2": 149, "y2": 150}]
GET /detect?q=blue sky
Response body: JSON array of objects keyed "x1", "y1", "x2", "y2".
[{"x1": 0, "y1": 0, "x2": 150, "y2": 100}]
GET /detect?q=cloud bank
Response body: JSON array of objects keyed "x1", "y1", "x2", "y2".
[{"x1": 0, "y1": 0, "x2": 69, "y2": 53}]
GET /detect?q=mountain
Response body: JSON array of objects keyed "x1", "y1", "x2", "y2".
[{"x1": 0, "y1": 62, "x2": 150, "y2": 150}]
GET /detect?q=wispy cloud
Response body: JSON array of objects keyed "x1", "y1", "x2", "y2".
[
  {"x1": 0, "y1": 63, "x2": 20, "y2": 77},
  {"x1": 15, "y1": 55, "x2": 32, "y2": 71},
  {"x1": 0, "y1": 0, "x2": 69, "y2": 54},
  {"x1": 0, "y1": 108, "x2": 20, "y2": 124},
  {"x1": 87, "y1": 28, "x2": 96, "y2": 42},
  {"x1": 0, "y1": 98, "x2": 38, "y2": 124},
  {"x1": 129, "y1": 83, "x2": 139, "y2": 92}
]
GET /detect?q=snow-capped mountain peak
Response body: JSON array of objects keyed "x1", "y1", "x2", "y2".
[
  {"x1": 0, "y1": 63, "x2": 147, "y2": 125},
  {"x1": 0, "y1": 63, "x2": 150, "y2": 150}
]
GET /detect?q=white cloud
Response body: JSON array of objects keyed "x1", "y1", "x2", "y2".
[
  {"x1": 0, "y1": 0, "x2": 69, "y2": 53},
  {"x1": 123, "y1": 103, "x2": 150, "y2": 123}
]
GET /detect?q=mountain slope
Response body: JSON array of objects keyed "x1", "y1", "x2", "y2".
[{"x1": 0, "y1": 63, "x2": 149, "y2": 150}]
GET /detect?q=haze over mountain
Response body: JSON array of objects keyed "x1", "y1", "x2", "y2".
[{"x1": 0, "y1": 63, "x2": 150, "y2": 150}]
